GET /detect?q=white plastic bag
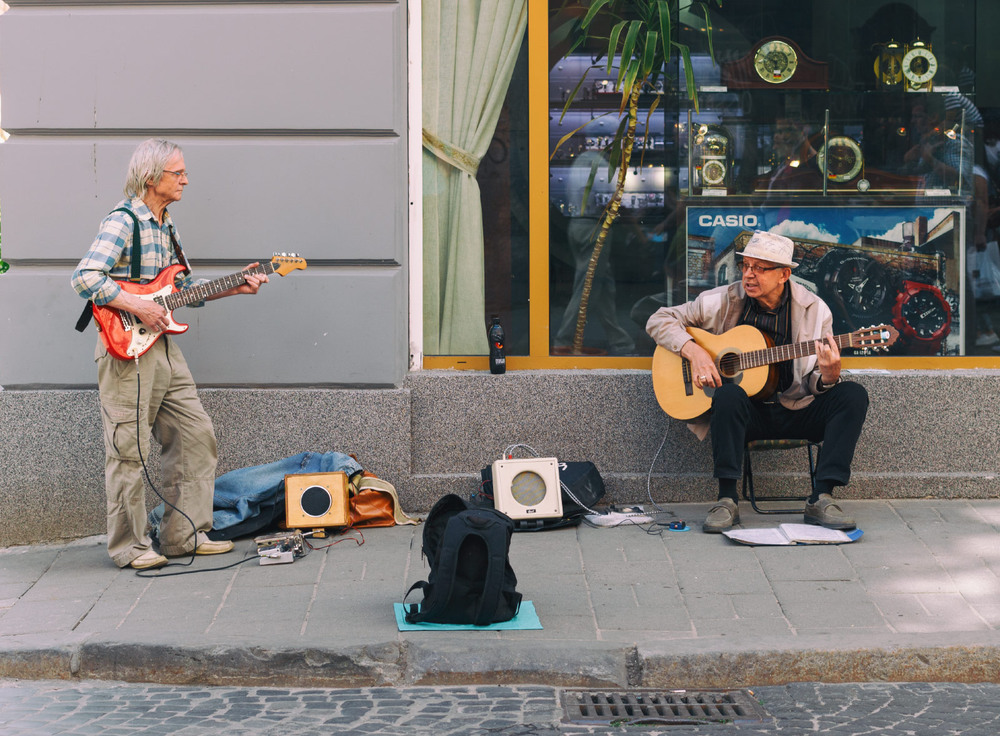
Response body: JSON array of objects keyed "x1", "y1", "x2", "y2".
[{"x1": 968, "y1": 241, "x2": 1000, "y2": 300}]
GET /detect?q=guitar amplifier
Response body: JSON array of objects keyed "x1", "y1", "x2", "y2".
[
  {"x1": 491, "y1": 457, "x2": 563, "y2": 520},
  {"x1": 284, "y1": 472, "x2": 349, "y2": 529}
]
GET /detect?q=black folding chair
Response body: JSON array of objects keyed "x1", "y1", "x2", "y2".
[{"x1": 741, "y1": 439, "x2": 820, "y2": 514}]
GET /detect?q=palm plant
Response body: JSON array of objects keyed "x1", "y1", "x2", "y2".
[{"x1": 551, "y1": 0, "x2": 719, "y2": 354}]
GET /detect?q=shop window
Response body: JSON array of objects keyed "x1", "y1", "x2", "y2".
[
  {"x1": 425, "y1": 0, "x2": 1000, "y2": 369},
  {"x1": 421, "y1": 2, "x2": 530, "y2": 359}
]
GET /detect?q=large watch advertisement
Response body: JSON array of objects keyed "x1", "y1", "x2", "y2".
[{"x1": 686, "y1": 205, "x2": 965, "y2": 356}]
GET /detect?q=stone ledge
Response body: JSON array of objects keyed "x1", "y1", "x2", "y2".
[
  {"x1": 3, "y1": 637, "x2": 999, "y2": 690},
  {"x1": 3, "y1": 370, "x2": 1000, "y2": 545}
]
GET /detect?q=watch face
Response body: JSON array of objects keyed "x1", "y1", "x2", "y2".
[
  {"x1": 754, "y1": 40, "x2": 798, "y2": 84},
  {"x1": 902, "y1": 46, "x2": 937, "y2": 87},
  {"x1": 702, "y1": 158, "x2": 727, "y2": 186},
  {"x1": 899, "y1": 288, "x2": 949, "y2": 339},
  {"x1": 817, "y1": 136, "x2": 864, "y2": 182},
  {"x1": 824, "y1": 254, "x2": 890, "y2": 321}
]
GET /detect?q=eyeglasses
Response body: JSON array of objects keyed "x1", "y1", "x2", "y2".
[
  {"x1": 738, "y1": 262, "x2": 784, "y2": 275},
  {"x1": 162, "y1": 170, "x2": 188, "y2": 179}
]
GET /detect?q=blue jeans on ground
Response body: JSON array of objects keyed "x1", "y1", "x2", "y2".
[{"x1": 148, "y1": 451, "x2": 362, "y2": 540}]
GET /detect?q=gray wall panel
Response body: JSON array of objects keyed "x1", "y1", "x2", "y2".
[
  {"x1": 0, "y1": 1, "x2": 408, "y2": 387},
  {"x1": 177, "y1": 266, "x2": 406, "y2": 385},
  {"x1": 1, "y1": 268, "x2": 108, "y2": 386},
  {"x1": 0, "y1": 266, "x2": 405, "y2": 385},
  {"x1": 184, "y1": 138, "x2": 405, "y2": 263},
  {"x1": 0, "y1": 137, "x2": 404, "y2": 262},
  {"x1": 0, "y1": 4, "x2": 401, "y2": 131}
]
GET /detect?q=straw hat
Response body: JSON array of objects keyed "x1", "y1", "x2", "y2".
[{"x1": 738, "y1": 231, "x2": 798, "y2": 268}]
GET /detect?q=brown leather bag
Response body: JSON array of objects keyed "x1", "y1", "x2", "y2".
[{"x1": 348, "y1": 471, "x2": 419, "y2": 528}]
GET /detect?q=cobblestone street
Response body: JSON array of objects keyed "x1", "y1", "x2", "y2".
[{"x1": 2, "y1": 679, "x2": 999, "y2": 735}]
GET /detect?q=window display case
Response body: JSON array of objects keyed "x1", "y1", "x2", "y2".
[
  {"x1": 667, "y1": 2, "x2": 981, "y2": 357},
  {"x1": 684, "y1": 96, "x2": 972, "y2": 199},
  {"x1": 546, "y1": 0, "x2": 990, "y2": 360}
]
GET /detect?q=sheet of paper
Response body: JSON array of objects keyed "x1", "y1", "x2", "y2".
[
  {"x1": 778, "y1": 523, "x2": 851, "y2": 544},
  {"x1": 723, "y1": 527, "x2": 795, "y2": 545}
]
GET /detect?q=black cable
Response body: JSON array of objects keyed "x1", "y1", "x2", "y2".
[
  {"x1": 135, "y1": 545, "x2": 258, "y2": 577},
  {"x1": 644, "y1": 428, "x2": 675, "y2": 515}
]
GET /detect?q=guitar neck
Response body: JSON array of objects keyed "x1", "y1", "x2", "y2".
[
  {"x1": 159, "y1": 262, "x2": 276, "y2": 311},
  {"x1": 739, "y1": 332, "x2": 853, "y2": 371}
]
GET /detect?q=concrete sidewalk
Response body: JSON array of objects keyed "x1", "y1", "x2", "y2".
[{"x1": 1, "y1": 499, "x2": 998, "y2": 689}]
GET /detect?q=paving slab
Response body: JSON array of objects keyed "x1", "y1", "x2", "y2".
[{"x1": 0, "y1": 500, "x2": 998, "y2": 688}]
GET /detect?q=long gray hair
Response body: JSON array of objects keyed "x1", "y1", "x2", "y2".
[{"x1": 123, "y1": 138, "x2": 182, "y2": 198}]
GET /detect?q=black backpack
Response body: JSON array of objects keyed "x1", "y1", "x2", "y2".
[{"x1": 404, "y1": 494, "x2": 522, "y2": 625}]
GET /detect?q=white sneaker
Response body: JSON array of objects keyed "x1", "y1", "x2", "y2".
[
  {"x1": 195, "y1": 531, "x2": 234, "y2": 556},
  {"x1": 130, "y1": 549, "x2": 168, "y2": 570},
  {"x1": 976, "y1": 331, "x2": 999, "y2": 347}
]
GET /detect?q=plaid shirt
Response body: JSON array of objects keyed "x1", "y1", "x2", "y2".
[
  {"x1": 739, "y1": 282, "x2": 794, "y2": 394},
  {"x1": 71, "y1": 198, "x2": 197, "y2": 306}
]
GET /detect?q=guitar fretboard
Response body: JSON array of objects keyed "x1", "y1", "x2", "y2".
[
  {"x1": 157, "y1": 262, "x2": 276, "y2": 311},
  {"x1": 736, "y1": 333, "x2": 854, "y2": 371}
]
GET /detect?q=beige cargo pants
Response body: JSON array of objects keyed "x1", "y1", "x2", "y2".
[{"x1": 96, "y1": 336, "x2": 216, "y2": 567}]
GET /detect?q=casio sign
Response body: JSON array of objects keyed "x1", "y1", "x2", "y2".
[{"x1": 698, "y1": 214, "x2": 759, "y2": 228}]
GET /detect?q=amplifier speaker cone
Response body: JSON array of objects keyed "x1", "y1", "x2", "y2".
[
  {"x1": 491, "y1": 457, "x2": 563, "y2": 520},
  {"x1": 284, "y1": 471, "x2": 349, "y2": 528}
]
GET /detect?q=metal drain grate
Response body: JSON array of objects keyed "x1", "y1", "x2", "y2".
[{"x1": 561, "y1": 688, "x2": 770, "y2": 726}]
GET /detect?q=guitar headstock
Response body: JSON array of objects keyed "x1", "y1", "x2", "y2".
[
  {"x1": 851, "y1": 324, "x2": 899, "y2": 353},
  {"x1": 270, "y1": 253, "x2": 307, "y2": 276}
]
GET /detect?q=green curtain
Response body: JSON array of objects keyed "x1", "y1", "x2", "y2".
[{"x1": 422, "y1": 0, "x2": 527, "y2": 355}]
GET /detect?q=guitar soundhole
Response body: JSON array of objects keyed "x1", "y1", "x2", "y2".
[{"x1": 718, "y1": 352, "x2": 742, "y2": 380}]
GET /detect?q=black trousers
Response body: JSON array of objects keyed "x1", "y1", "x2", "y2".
[{"x1": 709, "y1": 381, "x2": 870, "y2": 488}]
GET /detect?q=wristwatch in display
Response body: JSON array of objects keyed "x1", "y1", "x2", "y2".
[
  {"x1": 822, "y1": 253, "x2": 891, "y2": 324},
  {"x1": 902, "y1": 39, "x2": 937, "y2": 92},
  {"x1": 817, "y1": 136, "x2": 864, "y2": 185},
  {"x1": 754, "y1": 38, "x2": 798, "y2": 84},
  {"x1": 892, "y1": 280, "x2": 951, "y2": 354}
]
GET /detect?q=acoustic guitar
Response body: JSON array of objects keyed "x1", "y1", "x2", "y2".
[
  {"x1": 91, "y1": 253, "x2": 307, "y2": 361},
  {"x1": 651, "y1": 323, "x2": 898, "y2": 420}
]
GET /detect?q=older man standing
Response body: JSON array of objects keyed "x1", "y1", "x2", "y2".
[
  {"x1": 72, "y1": 138, "x2": 268, "y2": 569},
  {"x1": 646, "y1": 231, "x2": 869, "y2": 533}
]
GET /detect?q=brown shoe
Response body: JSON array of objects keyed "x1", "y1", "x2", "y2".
[
  {"x1": 804, "y1": 494, "x2": 855, "y2": 530},
  {"x1": 703, "y1": 498, "x2": 739, "y2": 534},
  {"x1": 195, "y1": 531, "x2": 234, "y2": 556},
  {"x1": 130, "y1": 549, "x2": 168, "y2": 570}
]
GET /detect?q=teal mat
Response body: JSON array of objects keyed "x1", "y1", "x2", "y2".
[{"x1": 393, "y1": 601, "x2": 542, "y2": 631}]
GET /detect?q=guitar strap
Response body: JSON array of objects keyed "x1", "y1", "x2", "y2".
[
  {"x1": 166, "y1": 220, "x2": 191, "y2": 275},
  {"x1": 74, "y1": 206, "x2": 188, "y2": 332}
]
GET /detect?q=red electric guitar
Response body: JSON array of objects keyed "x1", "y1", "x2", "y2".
[{"x1": 91, "y1": 254, "x2": 307, "y2": 361}]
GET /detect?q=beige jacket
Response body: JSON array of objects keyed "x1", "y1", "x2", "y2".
[{"x1": 645, "y1": 281, "x2": 834, "y2": 439}]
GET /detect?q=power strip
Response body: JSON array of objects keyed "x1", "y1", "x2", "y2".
[{"x1": 585, "y1": 510, "x2": 655, "y2": 526}]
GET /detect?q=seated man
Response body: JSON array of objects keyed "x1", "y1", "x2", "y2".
[{"x1": 646, "y1": 231, "x2": 869, "y2": 533}]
